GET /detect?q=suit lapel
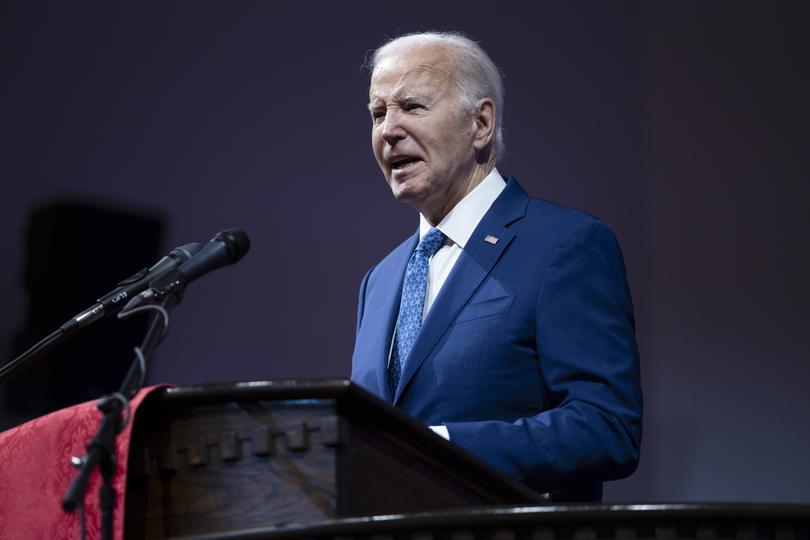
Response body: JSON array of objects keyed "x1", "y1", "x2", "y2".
[
  {"x1": 371, "y1": 231, "x2": 418, "y2": 402},
  {"x1": 394, "y1": 178, "x2": 530, "y2": 404}
]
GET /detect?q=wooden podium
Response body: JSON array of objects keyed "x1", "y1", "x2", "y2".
[
  {"x1": 1, "y1": 379, "x2": 808, "y2": 539},
  {"x1": 123, "y1": 379, "x2": 543, "y2": 539}
]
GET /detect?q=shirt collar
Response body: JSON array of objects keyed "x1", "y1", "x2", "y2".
[{"x1": 419, "y1": 168, "x2": 507, "y2": 248}]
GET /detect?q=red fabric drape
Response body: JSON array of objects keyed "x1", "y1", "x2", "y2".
[{"x1": 0, "y1": 386, "x2": 167, "y2": 539}]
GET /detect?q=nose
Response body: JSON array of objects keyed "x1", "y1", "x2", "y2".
[{"x1": 380, "y1": 110, "x2": 406, "y2": 145}]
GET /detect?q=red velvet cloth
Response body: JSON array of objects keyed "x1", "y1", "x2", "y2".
[{"x1": 0, "y1": 386, "x2": 167, "y2": 539}]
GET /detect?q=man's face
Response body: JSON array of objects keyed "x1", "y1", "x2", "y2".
[{"x1": 369, "y1": 45, "x2": 478, "y2": 220}]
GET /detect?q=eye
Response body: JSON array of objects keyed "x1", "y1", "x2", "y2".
[
  {"x1": 404, "y1": 103, "x2": 425, "y2": 112},
  {"x1": 371, "y1": 109, "x2": 386, "y2": 123}
]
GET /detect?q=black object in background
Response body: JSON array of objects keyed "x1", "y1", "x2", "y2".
[{"x1": 1, "y1": 201, "x2": 163, "y2": 429}]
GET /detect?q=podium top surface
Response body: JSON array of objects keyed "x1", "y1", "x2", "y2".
[{"x1": 154, "y1": 379, "x2": 356, "y2": 404}]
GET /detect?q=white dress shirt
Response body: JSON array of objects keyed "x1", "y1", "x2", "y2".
[
  {"x1": 419, "y1": 168, "x2": 506, "y2": 316},
  {"x1": 402, "y1": 168, "x2": 507, "y2": 440}
]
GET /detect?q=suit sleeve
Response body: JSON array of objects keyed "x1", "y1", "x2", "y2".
[
  {"x1": 443, "y1": 220, "x2": 642, "y2": 492},
  {"x1": 355, "y1": 266, "x2": 374, "y2": 335}
]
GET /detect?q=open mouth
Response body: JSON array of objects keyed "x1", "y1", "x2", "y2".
[{"x1": 390, "y1": 156, "x2": 422, "y2": 170}]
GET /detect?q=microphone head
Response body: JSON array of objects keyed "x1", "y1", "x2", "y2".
[
  {"x1": 168, "y1": 228, "x2": 250, "y2": 286},
  {"x1": 214, "y1": 228, "x2": 250, "y2": 263}
]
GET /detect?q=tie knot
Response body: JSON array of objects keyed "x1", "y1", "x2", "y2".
[{"x1": 417, "y1": 228, "x2": 446, "y2": 257}]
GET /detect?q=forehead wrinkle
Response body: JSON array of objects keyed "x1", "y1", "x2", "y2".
[
  {"x1": 369, "y1": 64, "x2": 455, "y2": 107},
  {"x1": 409, "y1": 61, "x2": 454, "y2": 80}
]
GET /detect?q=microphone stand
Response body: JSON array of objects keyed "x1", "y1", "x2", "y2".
[
  {"x1": 0, "y1": 311, "x2": 95, "y2": 384},
  {"x1": 61, "y1": 291, "x2": 179, "y2": 540}
]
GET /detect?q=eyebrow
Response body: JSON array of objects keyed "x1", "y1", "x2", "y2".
[
  {"x1": 367, "y1": 94, "x2": 428, "y2": 112},
  {"x1": 401, "y1": 95, "x2": 426, "y2": 104}
]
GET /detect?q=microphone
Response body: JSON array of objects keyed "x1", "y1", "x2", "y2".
[
  {"x1": 0, "y1": 240, "x2": 203, "y2": 384},
  {"x1": 124, "y1": 228, "x2": 250, "y2": 310},
  {"x1": 63, "y1": 242, "x2": 202, "y2": 332}
]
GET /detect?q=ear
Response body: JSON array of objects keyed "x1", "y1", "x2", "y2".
[{"x1": 471, "y1": 98, "x2": 496, "y2": 152}]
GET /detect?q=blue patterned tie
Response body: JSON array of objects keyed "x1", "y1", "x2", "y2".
[{"x1": 389, "y1": 227, "x2": 447, "y2": 396}]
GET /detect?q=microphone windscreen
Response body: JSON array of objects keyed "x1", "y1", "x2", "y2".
[{"x1": 215, "y1": 228, "x2": 250, "y2": 263}]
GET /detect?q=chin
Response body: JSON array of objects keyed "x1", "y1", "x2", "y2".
[{"x1": 389, "y1": 181, "x2": 427, "y2": 209}]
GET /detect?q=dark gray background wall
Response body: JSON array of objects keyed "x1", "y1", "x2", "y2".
[{"x1": 1, "y1": 1, "x2": 808, "y2": 503}]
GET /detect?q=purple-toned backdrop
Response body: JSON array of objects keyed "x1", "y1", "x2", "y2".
[{"x1": 1, "y1": 1, "x2": 808, "y2": 503}]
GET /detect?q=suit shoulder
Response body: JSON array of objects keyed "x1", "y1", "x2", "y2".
[
  {"x1": 524, "y1": 197, "x2": 611, "y2": 236},
  {"x1": 499, "y1": 177, "x2": 613, "y2": 243},
  {"x1": 520, "y1": 198, "x2": 628, "y2": 281}
]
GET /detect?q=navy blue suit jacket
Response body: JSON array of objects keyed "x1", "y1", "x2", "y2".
[{"x1": 351, "y1": 177, "x2": 642, "y2": 500}]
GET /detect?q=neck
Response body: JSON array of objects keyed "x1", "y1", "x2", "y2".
[{"x1": 422, "y1": 161, "x2": 495, "y2": 226}]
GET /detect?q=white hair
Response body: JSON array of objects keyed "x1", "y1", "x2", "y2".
[{"x1": 369, "y1": 31, "x2": 505, "y2": 163}]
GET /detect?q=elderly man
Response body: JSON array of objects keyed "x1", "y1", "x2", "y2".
[{"x1": 350, "y1": 32, "x2": 642, "y2": 501}]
